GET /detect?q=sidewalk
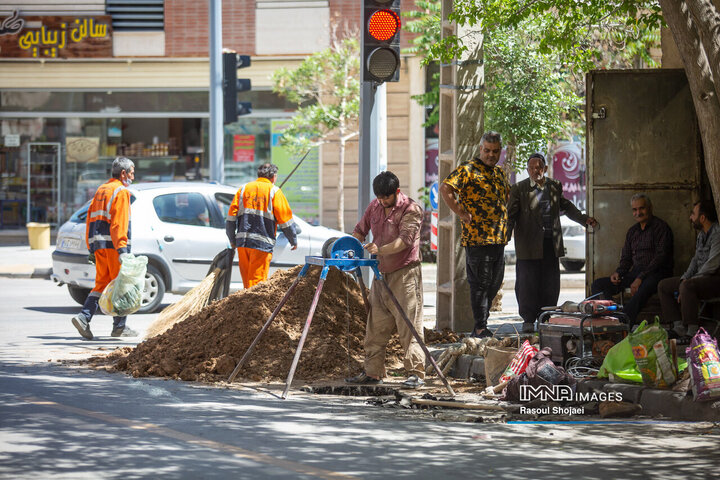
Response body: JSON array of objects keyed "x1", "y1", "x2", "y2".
[{"x1": 0, "y1": 244, "x2": 54, "y2": 279}]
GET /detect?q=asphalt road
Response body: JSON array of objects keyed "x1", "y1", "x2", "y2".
[{"x1": 1, "y1": 277, "x2": 719, "y2": 479}]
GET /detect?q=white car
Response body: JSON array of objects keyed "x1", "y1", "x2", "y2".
[
  {"x1": 51, "y1": 182, "x2": 345, "y2": 313},
  {"x1": 560, "y1": 215, "x2": 587, "y2": 271},
  {"x1": 505, "y1": 216, "x2": 587, "y2": 271}
]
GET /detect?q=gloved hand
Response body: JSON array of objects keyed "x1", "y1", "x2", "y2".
[
  {"x1": 119, "y1": 253, "x2": 133, "y2": 264},
  {"x1": 87, "y1": 252, "x2": 95, "y2": 265}
]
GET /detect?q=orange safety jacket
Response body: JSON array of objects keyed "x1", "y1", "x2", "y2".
[
  {"x1": 86, "y1": 178, "x2": 132, "y2": 255},
  {"x1": 225, "y1": 177, "x2": 297, "y2": 253}
]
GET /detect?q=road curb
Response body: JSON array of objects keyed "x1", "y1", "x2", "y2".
[
  {"x1": 429, "y1": 346, "x2": 720, "y2": 422},
  {"x1": 0, "y1": 267, "x2": 51, "y2": 279}
]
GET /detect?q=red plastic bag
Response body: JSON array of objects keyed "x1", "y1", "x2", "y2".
[{"x1": 499, "y1": 339, "x2": 538, "y2": 384}]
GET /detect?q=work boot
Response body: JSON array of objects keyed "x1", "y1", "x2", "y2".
[
  {"x1": 71, "y1": 314, "x2": 93, "y2": 340},
  {"x1": 522, "y1": 322, "x2": 535, "y2": 334},
  {"x1": 111, "y1": 326, "x2": 139, "y2": 338}
]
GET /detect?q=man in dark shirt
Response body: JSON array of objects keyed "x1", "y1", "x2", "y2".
[{"x1": 591, "y1": 193, "x2": 673, "y2": 326}]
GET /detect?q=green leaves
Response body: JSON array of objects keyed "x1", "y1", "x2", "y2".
[{"x1": 271, "y1": 36, "x2": 360, "y2": 154}]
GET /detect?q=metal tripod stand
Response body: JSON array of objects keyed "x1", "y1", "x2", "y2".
[{"x1": 227, "y1": 240, "x2": 456, "y2": 398}]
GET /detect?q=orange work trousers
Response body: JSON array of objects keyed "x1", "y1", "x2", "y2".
[
  {"x1": 236, "y1": 247, "x2": 272, "y2": 288},
  {"x1": 91, "y1": 249, "x2": 121, "y2": 294}
]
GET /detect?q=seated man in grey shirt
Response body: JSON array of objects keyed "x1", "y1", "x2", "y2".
[{"x1": 658, "y1": 199, "x2": 720, "y2": 342}]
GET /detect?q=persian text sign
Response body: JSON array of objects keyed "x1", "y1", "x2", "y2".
[
  {"x1": 233, "y1": 135, "x2": 255, "y2": 163},
  {"x1": 0, "y1": 13, "x2": 112, "y2": 58}
]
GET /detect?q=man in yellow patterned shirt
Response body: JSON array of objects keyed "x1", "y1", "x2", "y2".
[{"x1": 439, "y1": 131, "x2": 510, "y2": 337}]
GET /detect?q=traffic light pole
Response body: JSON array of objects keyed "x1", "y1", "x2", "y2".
[
  {"x1": 358, "y1": 81, "x2": 387, "y2": 219},
  {"x1": 208, "y1": 0, "x2": 224, "y2": 183}
]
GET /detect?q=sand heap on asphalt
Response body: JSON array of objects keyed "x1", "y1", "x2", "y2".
[{"x1": 99, "y1": 265, "x2": 460, "y2": 383}]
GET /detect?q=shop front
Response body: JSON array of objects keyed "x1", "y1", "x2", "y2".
[{"x1": 1, "y1": 89, "x2": 209, "y2": 227}]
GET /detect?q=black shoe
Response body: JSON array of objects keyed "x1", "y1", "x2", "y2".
[
  {"x1": 71, "y1": 315, "x2": 93, "y2": 340},
  {"x1": 471, "y1": 328, "x2": 493, "y2": 339},
  {"x1": 401, "y1": 375, "x2": 425, "y2": 389},
  {"x1": 111, "y1": 326, "x2": 139, "y2": 338},
  {"x1": 522, "y1": 322, "x2": 535, "y2": 334},
  {"x1": 345, "y1": 372, "x2": 382, "y2": 385}
]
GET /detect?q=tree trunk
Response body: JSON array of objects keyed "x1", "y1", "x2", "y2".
[
  {"x1": 685, "y1": 0, "x2": 720, "y2": 102},
  {"x1": 659, "y1": 0, "x2": 720, "y2": 214},
  {"x1": 338, "y1": 131, "x2": 346, "y2": 232}
]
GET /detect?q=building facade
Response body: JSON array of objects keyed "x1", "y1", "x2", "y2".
[{"x1": 0, "y1": 0, "x2": 425, "y2": 231}]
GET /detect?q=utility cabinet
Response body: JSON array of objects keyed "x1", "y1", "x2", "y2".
[{"x1": 586, "y1": 69, "x2": 708, "y2": 288}]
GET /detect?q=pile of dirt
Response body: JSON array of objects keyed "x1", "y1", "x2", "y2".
[{"x1": 96, "y1": 265, "x2": 454, "y2": 383}]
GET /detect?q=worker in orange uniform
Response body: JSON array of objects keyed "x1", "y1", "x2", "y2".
[
  {"x1": 225, "y1": 163, "x2": 297, "y2": 287},
  {"x1": 71, "y1": 157, "x2": 138, "y2": 340}
]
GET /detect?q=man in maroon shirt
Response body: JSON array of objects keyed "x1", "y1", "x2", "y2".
[
  {"x1": 591, "y1": 193, "x2": 674, "y2": 325},
  {"x1": 346, "y1": 171, "x2": 425, "y2": 388}
]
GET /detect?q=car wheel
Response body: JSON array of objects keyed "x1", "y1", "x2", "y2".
[
  {"x1": 561, "y1": 259, "x2": 586, "y2": 272},
  {"x1": 68, "y1": 285, "x2": 91, "y2": 305},
  {"x1": 139, "y1": 264, "x2": 166, "y2": 313}
]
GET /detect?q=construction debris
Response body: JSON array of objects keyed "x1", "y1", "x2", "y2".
[{"x1": 94, "y1": 265, "x2": 459, "y2": 383}]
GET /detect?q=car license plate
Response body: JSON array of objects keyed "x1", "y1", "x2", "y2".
[{"x1": 60, "y1": 238, "x2": 81, "y2": 250}]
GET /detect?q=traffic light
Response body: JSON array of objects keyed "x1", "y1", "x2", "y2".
[
  {"x1": 363, "y1": 0, "x2": 401, "y2": 83},
  {"x1": 223, "y1": 52, "x2": 252, "y2": 125}
]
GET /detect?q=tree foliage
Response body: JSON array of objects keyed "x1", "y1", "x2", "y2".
[
  {"x1": 484, "y1": 24, "x2": 579, "y2": 170},
  {"x1": 435, "y1": 0, "x2": 664, "y2": 72},
  {"x1": 271, "y1": 28, "x2": 360, "y2": 231},
  {"x1": 403, "y1": 1, "x2": 441, "y2": 128},
  {"x1": 271, "y1": 36, "x2": 360, "y2": 156}
]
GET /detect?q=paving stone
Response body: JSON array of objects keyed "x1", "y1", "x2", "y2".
[
  {"x1": 470, "y1": 357, "x2": 485, "y2": 380},
  {"x1": 603, "y1": 383, "x2": 645, "y2": 404},
  {"x1": 639, "y1": 389, "x2": 688, "y2": 418},
  {"x1": 678, "y1": 396, "x2": 720, "y2": 421},
  {"x1": 450, "y1": 354, "x2": 475, "y2": 379}
]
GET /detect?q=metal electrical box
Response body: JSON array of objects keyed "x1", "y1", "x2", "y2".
[{"x1": 586, "y1": 69, "x2": 707, "y2": 290}]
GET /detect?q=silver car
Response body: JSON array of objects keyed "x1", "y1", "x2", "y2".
[
  {"x1": 52, "y1": 182, "x2": 345, "y2": 312},
  {"x1": 505, "y1": 215, "x2": 587, "y2": 271},
  {"x1": 560, "y1": 215, "x2": 587, "y2": 271}
]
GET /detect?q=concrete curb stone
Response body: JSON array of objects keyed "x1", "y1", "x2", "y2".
[
  {"x1": 427, "y1": 346, "x2": 720, "y2": 421},
  {"x1": 603, "y1": 383, "x2": 645, "y2": 404}
]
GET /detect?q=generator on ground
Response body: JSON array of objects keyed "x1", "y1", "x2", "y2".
[{"x1": 538, "y1": 300, "x2": 630, "y2": 366}]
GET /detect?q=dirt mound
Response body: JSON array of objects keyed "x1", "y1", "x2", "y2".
[{"x1": 95, "y1": 265, "x2": 458, "y2": 383}]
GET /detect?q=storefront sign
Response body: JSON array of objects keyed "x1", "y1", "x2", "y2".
[
  {"x1": 0, "y1": 11, "x2": 112, "y2": 58},
  {"x1": 233, "y1": 134, "x2": 255, "y2": 163},
  {"x1": 271, "y1": 120, "x2": 319, "y2": 224},
  {"x1": 66, "y1": 137, "x2": 99, "y2": 163},
  {"x1": 4, "y1": 134, "x2": 20, "y2": 147}
]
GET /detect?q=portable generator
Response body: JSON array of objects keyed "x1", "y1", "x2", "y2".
[{"x1": 537, "y1": 300, "x2": 630, "y2": 366}]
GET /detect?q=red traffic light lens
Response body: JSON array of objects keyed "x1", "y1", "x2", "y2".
[{"x1": 368, "y1": 9, "x2": 400, "y2": 42}]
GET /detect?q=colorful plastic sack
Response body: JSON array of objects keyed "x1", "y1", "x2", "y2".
[
  {"x1": 99, "y1": 254, "x2": 148, "y2": 316},
  {"x1": 499, "y1": 339, "x2": 538, "y2": 384},
  {"x1": 686, "y1": 327, "x2": 720, "y2": 401},
  {"x1": 598, "y1": 321, "x2": 645, "y2": 383},
  {"x1": 628, "y1": 318, "x2": 676, "y2": 388}
]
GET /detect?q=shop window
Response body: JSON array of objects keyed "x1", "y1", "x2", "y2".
[{"x1": 106, "y1": 0, "x2": 164, "y2": 31}]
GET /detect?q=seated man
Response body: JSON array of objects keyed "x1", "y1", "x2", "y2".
[
  {"x1": 658, "y1": 200, "x2": 720, "y2": 341},
  {"x1": 591, "y1": 193, "x2": 673, "y2": 326}
]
